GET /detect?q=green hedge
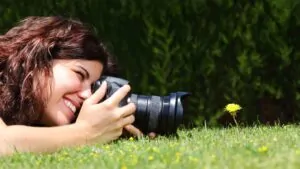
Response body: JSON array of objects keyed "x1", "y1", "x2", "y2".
[{"x1": 1, "y1": 0, "x2": 300, "y2": 126}]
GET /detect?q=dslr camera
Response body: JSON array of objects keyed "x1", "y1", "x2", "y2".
[{"x1": 92, "y1": 76, "x2": 190, "y2": 135}]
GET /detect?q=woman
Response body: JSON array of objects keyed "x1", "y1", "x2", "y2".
[{"x1": 0, "y1": 16, "x2": 144, "y2": 155}]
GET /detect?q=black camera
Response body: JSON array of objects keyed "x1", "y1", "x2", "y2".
[{"x1": 92, "y1": 76, "x2": 190, "y2": 135}]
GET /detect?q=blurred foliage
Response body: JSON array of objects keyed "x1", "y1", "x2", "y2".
[{"x1": 1, "y1": 0, "x2": 300, "y2": 127}]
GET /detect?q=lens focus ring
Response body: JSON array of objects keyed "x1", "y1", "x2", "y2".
[{"x1": 148, "y1": 96, "x2": 162, "y2": 131}]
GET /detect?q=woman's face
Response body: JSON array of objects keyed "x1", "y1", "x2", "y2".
[{"x1": 41, "y1": 59, "x2": 103, "y2": 126}]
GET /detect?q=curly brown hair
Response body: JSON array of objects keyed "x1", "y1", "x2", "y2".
[{"x1": 0, "y1": 16, "x2": 116, "y2": 125}]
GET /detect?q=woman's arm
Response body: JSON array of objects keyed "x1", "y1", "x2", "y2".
[
  {"x1": 0, "y1": 118, "x2": 89, "y2": 156},
  {"x1": 0, "y1": 83, "x2": 137, "y2": 156}
]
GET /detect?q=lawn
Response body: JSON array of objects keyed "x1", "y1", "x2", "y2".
[{"x1": 1, "y1": 125, "x2": 300, "y2": 169}]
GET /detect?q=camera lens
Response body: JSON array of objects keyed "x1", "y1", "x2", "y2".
[
  {"x1": 129, "y1": 92, "x2": 189, "y2": 135},
  {"x1": 91, "y1": 76, "x2": 190, "y2": 135}
]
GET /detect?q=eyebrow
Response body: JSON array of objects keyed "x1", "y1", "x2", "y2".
[{"x1": 78, "y1": 65, "x2": 90, "y2": 79}]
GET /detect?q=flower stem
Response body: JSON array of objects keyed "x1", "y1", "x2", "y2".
[{"x1": 233, "y1": 116, "x2": 239, "y2": 127}]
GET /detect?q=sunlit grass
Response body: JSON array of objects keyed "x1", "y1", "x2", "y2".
[{"x1": 1, "y1": 125, "x2": 300, "y2": 169}]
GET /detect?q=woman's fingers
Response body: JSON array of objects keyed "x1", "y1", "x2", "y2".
[
  {"x1": 104, "y1": 85, "x2": 131, "y2": 106},
  {"x1": 121, "y1": 115, "x2": 135, "y2": 127},
  {"x1": 124, "y1": 125, "x2": 143, "y2": 137},
  {"x1": 148, "y1": 132, "x2": 156, "y2": 139},
  {"x1": 86, "y1": 81, "x2": 107, "y2": 104},
  {"x1": 119, "y1": 103, "x2": 136, "y2": 118}
]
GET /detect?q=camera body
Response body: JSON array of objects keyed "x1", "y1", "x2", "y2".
[{"x1": 92, "y1": 76, "x2": 190, "y2": 135}]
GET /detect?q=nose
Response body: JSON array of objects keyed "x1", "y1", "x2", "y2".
[{"x1": 78, "y1": 86, "x2": 92, "y2": 99}]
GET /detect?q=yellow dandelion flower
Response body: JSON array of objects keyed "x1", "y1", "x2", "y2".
[
  {"x1": 62, "y1": 151, "x2": 69, "y2": 156},
  {"x1": 148, "y1": 156, "x2": 154, "y2": 161},
  {"x1": 188, "y1": 156, "x2": 199, "y2": 163},
  {"x1": 36, "y1": 160, "x2": 42, "y2": 166},
  {"x1": 151, "y1": 147, "x2": 160, "y2": 153},
  {"x1": 225, "y1": 103, "x2": 242, "y2": 113},
  {"x1": 175, "y1": 152, "x2": 181, "y2": 163},
  {"x1": 225, "y1": 103, "x2": 242, "y2": 117},
  {"x1": 258, "y1": 146, "x2": 268, "y2": 153},
  {"x1": 131, "y1": 156, "x2": 138, "y2": 165}
]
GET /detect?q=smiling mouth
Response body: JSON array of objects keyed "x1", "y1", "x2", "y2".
[{"x1": 64, "y1": 99, "x2": 77, "y2": 113}]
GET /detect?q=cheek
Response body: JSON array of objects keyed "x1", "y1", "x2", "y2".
[
  {"x1": 52, "y1": 76, "x2": 82, "y2": 94},
  {"x1": 51, "y1": 70, "x2": 82, "y2": 96}
]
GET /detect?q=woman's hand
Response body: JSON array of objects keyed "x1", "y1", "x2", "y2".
[
  {"x1": 124, "y1": 125, "x2": 157, "y2": 139},
  {"x1": 75, "y1": 81, "x2": 136, "y2": 144}
]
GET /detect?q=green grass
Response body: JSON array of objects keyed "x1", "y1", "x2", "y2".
[{"x1": 1, "y1": 125, "x2": 300, "y2": 169}]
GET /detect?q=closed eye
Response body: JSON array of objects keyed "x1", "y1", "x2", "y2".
[{"x1": 75, "y1": 71, "x2": 85, "y2": 81}]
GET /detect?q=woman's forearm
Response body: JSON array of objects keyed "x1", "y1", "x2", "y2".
[{"x1": 0, "y1": 124, "x2": 90, "y2": 155}]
